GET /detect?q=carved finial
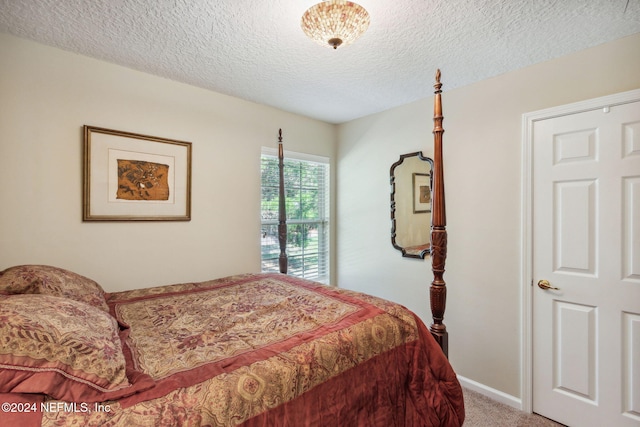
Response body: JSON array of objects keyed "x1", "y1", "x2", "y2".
[
  {"x1": 278, "y1": 128, "x2": 283, "y2": 143},
  {"x1": 434, "y1": 69, "x2": 442, "y2": 94}
]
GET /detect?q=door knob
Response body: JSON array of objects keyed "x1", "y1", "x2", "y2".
[{"x1": 537, "y1": 280, "x2": 560, "y2": 290}]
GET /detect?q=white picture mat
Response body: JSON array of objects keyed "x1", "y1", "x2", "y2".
[{"x1": 87, "y1": 129, "x2": 190, "y2": 219}]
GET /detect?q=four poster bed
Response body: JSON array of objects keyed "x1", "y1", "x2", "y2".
[{"x1": 0, "y1": 72, "x2": 461, "y2": 426}]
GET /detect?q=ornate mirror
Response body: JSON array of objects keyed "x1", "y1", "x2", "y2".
[{"x1": 390, "y1": 152, "x2": 434, "y2": 258}]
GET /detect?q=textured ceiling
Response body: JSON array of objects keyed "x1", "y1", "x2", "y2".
[{"x1": 1, "y1": 0, "x2": 639, "y2": 123}]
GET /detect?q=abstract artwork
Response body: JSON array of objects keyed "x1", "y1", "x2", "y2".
[{"x1": 116, "y1": 160, "x2": 170, "y2": 201}]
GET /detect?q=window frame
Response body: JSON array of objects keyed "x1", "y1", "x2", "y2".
[{"x1": 260, "y1": 147, "x2": 330, "y2": 283}]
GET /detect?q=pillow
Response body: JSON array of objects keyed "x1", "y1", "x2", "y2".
[
  {"x1": 0, "y1": 265, "x2": 109, "y2": 312},
  {"x1": 0, "y1": 294, "x2": 153, "y2": 402}
]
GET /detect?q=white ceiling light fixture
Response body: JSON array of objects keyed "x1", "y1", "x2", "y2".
[{"x1": 301, "y1": 0, "x2": 371, "y2": 50}]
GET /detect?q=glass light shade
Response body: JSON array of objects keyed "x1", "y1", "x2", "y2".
[{"x1": 301, "y1": 0, "x2": 370, "y2": 49}]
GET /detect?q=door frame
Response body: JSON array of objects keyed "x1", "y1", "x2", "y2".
[{"x1": 520, "y1": 88, "x2": 640, "y2": 414}]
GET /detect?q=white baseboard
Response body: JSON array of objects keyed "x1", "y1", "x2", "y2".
[{"x1": 457, "y1": 375, "x2": 524, "y2": 411}]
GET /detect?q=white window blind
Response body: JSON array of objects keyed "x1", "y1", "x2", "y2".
[{"x1": 260, "y1": 149, "x2": 330, "y2": 283}]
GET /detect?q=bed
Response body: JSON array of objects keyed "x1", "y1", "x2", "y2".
[{"x1": 0, "y1": 71, "x2": 463, "y2": 426}]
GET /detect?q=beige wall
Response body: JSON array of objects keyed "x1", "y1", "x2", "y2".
[
  {"x1": 3, "y1": 29, "x2": 640, "y2": 401},
  {"x1": 0, "y1": 33, "x2": 336, "y2": 291},
  {"x1": 336, "y1": 33, "x2": 640, "y2": 398}
]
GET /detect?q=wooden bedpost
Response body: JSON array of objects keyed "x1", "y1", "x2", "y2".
[
  {"x1": 277, "y1": 129, "x2": 288, "y2": 274},
  {"x1": 430, "y1": 70, "x2": 449, "y2": 357}
]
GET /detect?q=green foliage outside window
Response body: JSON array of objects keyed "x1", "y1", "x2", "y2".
[{"x1": 260, "y1": 155, "x2": 329, "y2": 281}]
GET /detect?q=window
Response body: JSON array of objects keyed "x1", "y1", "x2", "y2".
[{"x1": 261, "y1": 149, "x2": 330, "y2": 283}]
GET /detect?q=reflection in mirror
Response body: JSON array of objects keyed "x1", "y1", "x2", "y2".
[{"x1": 390, "y1": 152, "x2": 434, "y2": 259}]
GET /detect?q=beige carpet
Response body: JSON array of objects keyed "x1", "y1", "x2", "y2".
[{"x1": 462, "y1": 388, "x2": 566, "y2": 426}]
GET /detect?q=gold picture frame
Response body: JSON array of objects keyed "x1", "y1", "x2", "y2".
[
  {"x1": 412, "y1": 172, "x2": 431, "y2": 214},
  {"x1": 83, "y1": 126, "x2": 192, "y2": 221}
]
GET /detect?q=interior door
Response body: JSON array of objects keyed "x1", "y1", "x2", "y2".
[{"x1": 532, "y1": 99, "x2": 640, "y2": 426}]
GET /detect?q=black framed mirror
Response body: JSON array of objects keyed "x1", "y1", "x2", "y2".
[{"x1": 390, "y1": 152, "x2": 434, "y2": 259}]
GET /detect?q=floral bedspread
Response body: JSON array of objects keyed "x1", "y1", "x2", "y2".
[{"x1": 35, "y1": 273, "x2": 463, "y2": 426}]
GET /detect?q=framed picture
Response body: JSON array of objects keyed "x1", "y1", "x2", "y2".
[
  {"x1": 83, "y1": 126, "x2": 192, "y2": 221},
  {"x1": 412, "y1": 172, "x2": 431, "y2": 213}
]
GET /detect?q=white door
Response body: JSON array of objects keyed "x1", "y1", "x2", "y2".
[{"x1": 532, "y1": 98, "x2": 640, "y2": 426}]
